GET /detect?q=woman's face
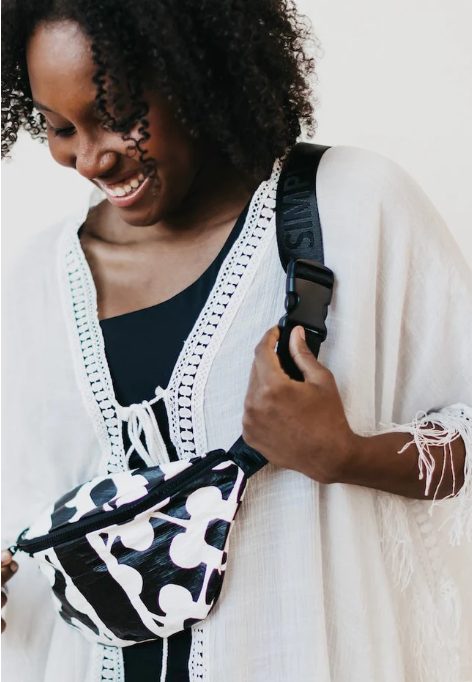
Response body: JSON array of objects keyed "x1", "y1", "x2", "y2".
[{"x1": 26, "y1": 20, "x2": 206, "y2": 227}]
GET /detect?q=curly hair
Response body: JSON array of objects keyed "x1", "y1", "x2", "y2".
[{"x1": 1, "y1": 0, "x2": 318, "y2": 181}]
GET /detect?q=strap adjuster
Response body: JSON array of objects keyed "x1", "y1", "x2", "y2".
[{"x1": 280, "y1": 259, "x2": 334, "y2": 342}]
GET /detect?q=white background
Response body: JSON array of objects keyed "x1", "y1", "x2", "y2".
[
  {"x1": 1, "y1": 0, "x2": 471, "y2": 270},
  {"x1": 301, "y1": 0, "x2": 472, "y2": 265}
]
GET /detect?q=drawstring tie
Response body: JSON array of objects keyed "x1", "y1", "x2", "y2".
[{"x1": 116, "y1": 387, "x2": 169, "y2": 467}]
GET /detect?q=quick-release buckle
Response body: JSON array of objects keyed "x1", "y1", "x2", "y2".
[{"x1": 279, "y1": 259, "x2": 334, "y2": 341}]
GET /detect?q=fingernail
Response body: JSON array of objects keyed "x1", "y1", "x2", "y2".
[
  {"x1": 1, "y1": 551, "x2": 10, "y2": 563},
  {"x1": 298, "y1": 326, "x2": 306, "y2": 341},
  {"x1": 10, "y1": 562, "x2": 18, "y2": 573}
]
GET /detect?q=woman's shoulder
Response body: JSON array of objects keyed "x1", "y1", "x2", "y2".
[
  {"x1": 318, "y1": 145, "x2": 430, "y2": 211},
  {"x1": 317, "y1": 145, "x2": 467, "y2": 271}
]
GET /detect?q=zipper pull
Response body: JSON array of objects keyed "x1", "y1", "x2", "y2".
[{"x1": 10, "y1": 528, "x2": 29, "y2": 556}]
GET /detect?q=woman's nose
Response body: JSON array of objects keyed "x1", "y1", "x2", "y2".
[{"x1": 74, "y1": 137, "x2": 119, "y2": 182}]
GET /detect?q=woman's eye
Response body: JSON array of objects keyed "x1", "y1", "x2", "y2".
[{"x1": 50, "y1": 124, "x2": 76, "y2": 138}]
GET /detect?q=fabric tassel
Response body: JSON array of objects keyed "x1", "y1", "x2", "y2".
[
  {"x1": 406, "y1": 575, "x2": 461, "y2": 682},
  {"x1": 375, "y1": 493, "x2": 414, "y2": 591},
  {"x1": 116, "y1": 387, "x2": 170, "y2": 467},
  {"x1": 375, "y1": 404, "x2": 472, "y2": 681},
  {"x1": 379, "y1": 403, "x2": 472, "y2": 545},
  {"x1": 376, "y1": 499, "x2": 463, "y2": 682}
]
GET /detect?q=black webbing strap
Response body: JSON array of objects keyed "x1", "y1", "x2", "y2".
[
  {"x1": 276, "y1": 143, "x2": 331, "y2": 378},
  {"x1": 229, "y1": 437, "x2": 269, "y2": 477},
  {"x1": 276, "y1": 143, "x2": 331, "y2": 269},
  {"x1": 229, "y1": 143, "x2": 331, "y2": 477}
]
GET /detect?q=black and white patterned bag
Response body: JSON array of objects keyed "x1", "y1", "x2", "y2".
[{"x1": 13, "y1": 444, "x2": 265, "y2": 646}]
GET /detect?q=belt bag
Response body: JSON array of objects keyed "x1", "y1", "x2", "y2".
[
  {"x1": 11, "y1": 143, "x2": 334, "y2": 647},
  {"x1": 14, "y1": 444, "x2": 265, "y2": 645}
]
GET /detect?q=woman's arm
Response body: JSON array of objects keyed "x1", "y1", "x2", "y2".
[
  {"x1": 244, "y1": 150, "x2": 472, "y2": 528},
  {"x1": 242, "y1": 325, "x2": 468, "y2": 501},
  {"x1": 343, "y1": 426, "x2": 466, "y2": 500}
]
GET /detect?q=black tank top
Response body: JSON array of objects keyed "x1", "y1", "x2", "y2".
[{"x1": 99, "y1": 205, "x2": 248, "y2": 681}]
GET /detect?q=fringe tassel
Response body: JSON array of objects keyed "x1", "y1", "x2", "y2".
[
  {"x1": 375, "y1": 404, "x2": 472, "y2": 681},
  {"x1": 116, "y1": 387, "x2": 170, "y2": 468},
  {"x1": 376, "y1": 494, "x2": 414, "y2": 590},
  {"x1": 380, "y1": 403, "x2": 472, "y2": 545},
  {"x1": 407, "y1": 573, "x2": 461, "y2": 682},
  {"x1": 376, "y1": 493, "x2": 463, "y2": 681}
]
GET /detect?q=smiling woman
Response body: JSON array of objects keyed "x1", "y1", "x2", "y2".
[
  {"x1": 22, "y1": 29, "x2": 213, "y2": 230},
  {"x1": 24, "y1": 20, "x2": 209, "y2": 226},
  {"x1": 2, "y1": 1, "x2": 472, "y2": 682}
]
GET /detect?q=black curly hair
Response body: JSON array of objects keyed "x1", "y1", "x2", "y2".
[{"x1": 1, "y1": 0, "x2": 318, "y2": 181}]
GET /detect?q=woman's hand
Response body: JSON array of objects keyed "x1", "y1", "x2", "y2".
[
  {"x1": 1, "y1": 550, "x2": 18, "y2": 633},
  {"x1": 242, "y1": 325, "x2": 358, "y2": 484},
  {"x1": 243, "y1": 325, "x2": 467, "y2": 499}
]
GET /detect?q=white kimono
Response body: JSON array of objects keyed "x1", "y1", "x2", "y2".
[{"x1": 2, "y1": 146, "x2": 472, "y2": 682}]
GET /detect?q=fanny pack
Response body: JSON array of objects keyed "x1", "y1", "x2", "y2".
[{"x1": 10, "y1": 143, "x2": 334, "y2": 647}]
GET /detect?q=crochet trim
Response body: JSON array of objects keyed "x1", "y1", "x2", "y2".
[
  {"x1": 189, "y1": 626, "x2": 209, "y2": 681},
  {"x1": 91, "y1": 645, "x2": 124, "y2": 682},
  {"x1": 60, "y1": 232, "x2": 127, "y2": 475},
  {"x1": 166, "y1": 161, "x2": 281, "y2": 459}
]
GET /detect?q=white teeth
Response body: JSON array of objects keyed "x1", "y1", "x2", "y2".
[{"x1": 104, "y1": 171, "x2": 146, "y2": 199}]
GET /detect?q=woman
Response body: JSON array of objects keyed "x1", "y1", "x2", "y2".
[{"x1": 1, "y1": 1, "x2": 471, "y2": 681}]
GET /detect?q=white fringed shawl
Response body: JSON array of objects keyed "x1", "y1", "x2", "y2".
[{"x1": 2, "y1": 146, "x2": 472, "y2": 682}]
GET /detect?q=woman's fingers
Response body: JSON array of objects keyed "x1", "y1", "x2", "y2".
[
  {"x1": 1, "y1": 549, "x2": 13, "y2": 565},
  {"x1": 2, "y1": 549, "x2": 18, "y2": 588},
  {"x1": 1, "y1": 549, "x2": 18, "y2": 587},
  {"x1": 1, "y1": 550, "x2": 17, "y2": 634}
]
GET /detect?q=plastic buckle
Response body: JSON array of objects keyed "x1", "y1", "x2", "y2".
[{"x1": 280, "y1": 259, "x2": 334, "y2": 341}]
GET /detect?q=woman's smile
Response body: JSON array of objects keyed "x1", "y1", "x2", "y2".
[{"x1": 95, "y1": 170, "x2": 157, "y2": 209}]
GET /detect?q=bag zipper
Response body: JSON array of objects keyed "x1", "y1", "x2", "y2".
[{"x1": 15, "y1": 450, "x2": 229, "y2": 556}]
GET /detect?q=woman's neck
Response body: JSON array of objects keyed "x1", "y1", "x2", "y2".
[{"x1": 83, "y1": 153, "x2": 260, "y2": 249}]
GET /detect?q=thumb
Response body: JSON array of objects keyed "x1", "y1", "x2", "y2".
[
  {"x1": 289, "y1": 326, "x2": 325, "y2": 383},
  {"x1": 1, "y1": 551, "x2": 12, "y2": 566}
]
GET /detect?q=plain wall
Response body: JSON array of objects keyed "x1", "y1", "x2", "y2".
[
  {"x1": 300, "y1": 0, "x2": 472, "y2": 265},
  {"x1": 2, "y1": 0, "x2": 472, "y2": 268}
]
